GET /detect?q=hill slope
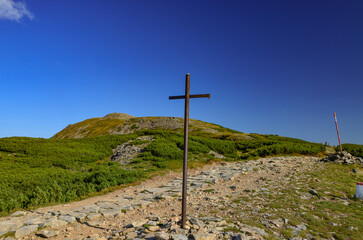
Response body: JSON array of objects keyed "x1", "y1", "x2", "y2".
[
  {"x1": 1, "y1": 129, "x2": 326, "y2": 216},
  {"x1": 1, "y1": 112, "x2": 328, "y2": 217},
  {"x1": 52, "y1": 113, "x2": 252, "y2": 140}
]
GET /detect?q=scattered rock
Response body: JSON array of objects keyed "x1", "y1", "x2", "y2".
[
  {"x1": 192, "y1": 233, "x2": 217, "y2": 240},
  {"x1": 155, "y1": 232, "x2": 170, "y2": 240},
  {"x1": 126, "y1": 231, "x2": 138, "y2": 239},
  {"x1": 209, "y1": 150, "x2": 225, "y2": 159},
  {"x1": 41, "y1": 219, "x2": 68, "y2": 228},
  {"x1": 147, "y1": 225, "x2": 160, "y2": 231},
  {"x1": 348, "y1": 226, "x2": 357, "y2": 231},
  {"x1": 99, "y1": 208, "x2": 121, "y2": 217},
  {"x1": 3, "y1": 237, "x2": 16, "y2": 240},
  {"x1": 309, "y1": 189, "x2": 319, "y2": 196},
  {"x1": 131, "y1": 218, "x2": 148, "y2": 228},
  {"x1": 68, "y1": 212, "x2": 87, "y2": 221},
  {"x1": 200, "y1": 217, "x2": 223, "y2": 222},
  {"x1": 58, "y1": 215, "x2": 77, "y2": 223},
  {"x1": 321, "y1": 152, "x2": 363, "y2": 165},
  {"x1": 240, "y1": 224, "x2": 267, "y2": 237},
  {"x1": 10, "y1": 211, "x2": 27, "y2": 217},
  {"x1": 15, "y1": 225, "x2": 38, "y2": 238},
  {"x1": 172, "y1": 227, "x2": 189, "y2": 235},
  {"x1": 171, "y1": 234, "x2": 188, "y2": 240},
  {"x1": 296, "y1": 223, "x2": 307, "y2": 230},
  {"x1": 23, "y1": 217, "x2": 46, "y2": 226},
  {"x1": 0, "y1": 219, "x2": 23, "y2": 236},
  {"x1": 87, "y1": 213, "x2": 102, "y2": 220},
  {"x1": 37, "y1": 229, "x2": 60, "y2": 238}
]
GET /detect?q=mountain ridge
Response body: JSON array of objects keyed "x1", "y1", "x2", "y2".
[{"x1": 52, "y1": 113, "x2": 252, "y2": 140}]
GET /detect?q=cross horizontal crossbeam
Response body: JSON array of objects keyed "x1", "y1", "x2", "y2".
[{"x1": 169, "y1": 94, "x2": 210, "y2": 100}]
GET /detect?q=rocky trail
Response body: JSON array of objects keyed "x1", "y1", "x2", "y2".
[{"x1": 0, "y1": 156, "x2": 354, "y2": 240}]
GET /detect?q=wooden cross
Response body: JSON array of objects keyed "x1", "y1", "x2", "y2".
[{"x1": 169, "y1": 73, "x2": 210, "y2": 228}]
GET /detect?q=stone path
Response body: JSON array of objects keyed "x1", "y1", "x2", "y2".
[{"x1": 0, "y1": 156, "x2": 320, "y2": 240}]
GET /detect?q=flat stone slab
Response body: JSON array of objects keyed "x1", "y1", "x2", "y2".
[
  {"x1": 87, "y1": 213, "x2": 102, "y2": 220},
  {"x1": 117, "y1": 205, "x2": 134, "y2": 211},
  {"x1": 199, "y1": 217, "x2": 223, "y2": 222},
  {"x1": 58, "y1": 215, "x2": 76, "y2": 223},
  {"x1": 10, "y1": 211, "x2": 27, "y2": 217},
  {"x1": 99, "y1": 208, "x2": 121, "y2": 217},
  {"x1": 37, "y1": 229, "x2": 59, "y2": 238},
  {"x1": 131, "y1": 218, "x2": 148, "y2": 228},
  {"x1": 0, "y1": 219, "x2": 23, "y2": 236},
  {"x1": 96, "y1": 201, "x2": 119, "y2": 209},
  {"x1": 155, "y1": 232, "x2": 170, "y2": 240},
  {"x1": 41, "y1": 219, "x2": 68, "y2": 228},
  {"x1": 68, "y1": 212, "x2": 87, "y2": 221},
  {"x1": 130, "y1": 200, "x2": 153, "y2": 207},
  {"x1": 23, "y1": 217, "x2": 48, "y2": 226},
  {"x1": 15, "y1": 225, "x2": 38, "y2": 238}
]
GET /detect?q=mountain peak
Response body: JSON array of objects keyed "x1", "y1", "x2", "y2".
[{"x1": 102, "y1": 113, "x2": 134, "y2": 120}]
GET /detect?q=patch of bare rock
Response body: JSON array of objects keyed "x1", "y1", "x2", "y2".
[
  {"x1": 110, "y1": 136, "x2": 154, "y2": 164},
  {"x1": 321, "y1": 151, "x2": 363, "y2": 165},
  {"x1": 0, "y1": 156, "x2": 321, "y2": 240}
]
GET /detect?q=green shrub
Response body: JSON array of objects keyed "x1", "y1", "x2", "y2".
[
  {"x1": 153, "y1": 162, "x2": 167, "y2": 169},
  {"x1": 191, "y1": 137, "x2": 236, "y2": 155},
  {"x1": 339, "y1": 144, "x2": 363, "y2": 158},
  {"x1": 129, "y1": 140, "x2": 149, "y2": 145},
  {"x1": 174, "y1": 138, "x2": 210, "y2": 153},
  {"x1": 239, "y1": 141, "x2": 324, "y2": 159},
  {"x1": 144, "y1": 138, "x2": 183, "y2": 159}
]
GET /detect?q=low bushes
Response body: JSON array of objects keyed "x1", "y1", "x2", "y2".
[
  {"x1": 0, "y1": 135, "x2": 144, "y2": 215},
  {"x1": 339, "y1": 144, "x2": 363, "y2": 158},
  {"x1": 0, "y1": 130, "x2": 327, "y2": 216}
]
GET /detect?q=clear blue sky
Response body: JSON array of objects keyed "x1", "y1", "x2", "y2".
[{"x1": 1, "y1": 0, "x2": 362, "y2": 145}]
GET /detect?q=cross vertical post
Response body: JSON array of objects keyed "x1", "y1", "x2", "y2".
[
  {"x1": 169, "y1": 73, "x2": 210, "y2": 228},
  {"x1": 182, "y1": 74, "x2": 190, "y2": 228}
]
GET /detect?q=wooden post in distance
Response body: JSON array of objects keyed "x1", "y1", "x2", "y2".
[{"x1": 334, "y1": 112, "x2": 343, "y2": 153}]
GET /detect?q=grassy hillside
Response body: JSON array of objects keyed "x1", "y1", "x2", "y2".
[
  {"x1": 52, "y1": 113, "x2": 252, "y2": 140},
  {"x1": 0, "y1": 129, "x2": 326, "y2": 216},
  {"x1": 0, "y1": 134, "x2": 143, "y2": 216},
  {"x1": 52, "y1": 113, "x2": 133, "y2": 139}
]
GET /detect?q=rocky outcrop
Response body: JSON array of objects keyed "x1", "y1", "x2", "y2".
[
  {"x1": 110, "y1": 136, "x2": 154, "y2": 164},
  {"x1": 208, "y1": 150, "x2": 225, "y2": 159},
  {"x1": 321, "y1": 151, "x2": 363, "y2": 164}
]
